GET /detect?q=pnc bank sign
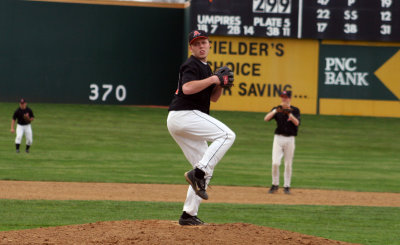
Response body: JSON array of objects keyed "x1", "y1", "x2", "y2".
[
  {"x1": 324, "y1": 57, "x2": 369, "y2": 86},
  {"x1": 318, "y1": 44, "x2": 399, "y2": 101}
]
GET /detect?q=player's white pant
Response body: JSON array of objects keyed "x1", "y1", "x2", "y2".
[
  {"x1": 167, "y1": 110, "x2": 236, "y2": 216},
  {"x1": 15, "y1": 124, "x2": 33, "y2": 145},
  {"x1": 272, "y1": 134, "x2": 295, "y2": 188}
]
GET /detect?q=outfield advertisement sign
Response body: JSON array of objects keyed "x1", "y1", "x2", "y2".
[
  {"x1": 209, "y1": 36, "x2": 400, "y2": 118},
  {"x1": 209, "y1": 36, "x2": 319, "y2": 114},
  {"x1": 318, "y1": 42, "x2": 400, "y2": 117},
  {"x1": 318, "y1": 45, "x2": 399, "y2": 101}
]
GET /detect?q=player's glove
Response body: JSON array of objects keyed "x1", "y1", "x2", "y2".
[
  {"x1": 283, "y1": 108, "x2": 292, "y2": 115},
  {"x1": 276, "y1": 105, "x2": 283, "y2": 113},
  {"x1": 23, "y1": 113, "x2": 30, "y2": 121},
  {"x1": 276, "y1": 106, "x2": 292, "y2": 115},
  {"x1": 214, "y1": 66, "x2": 234, "y2": 88}
]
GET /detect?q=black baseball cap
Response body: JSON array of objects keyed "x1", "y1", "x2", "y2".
[
  {"x1": 280, "y1": 91, "x2": 292, "y2": 98},
  {"x1": 19, "y1": 98, "x2": 27, "y2": 103},
  {"x1": 188, "y1": 30, "x2": 208, "y2": 45}
]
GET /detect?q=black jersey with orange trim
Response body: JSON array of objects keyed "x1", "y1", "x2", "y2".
[
  {"x1": 271, "y1": 106, "x2": 301, "y2": 136},
  {"x1": 168, "y1": 55, "x2": 215, "y2": 114},
  {"x1": 13, "y1": 107, "x2": 34, "y2": 125}
]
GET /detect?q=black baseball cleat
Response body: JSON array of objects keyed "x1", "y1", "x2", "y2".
[
  {"x1": 179, "y1": 216, "x2": 203, "y2": 226},
  {"x1": 193, "y1": 216, "x2": 205, "y2": 225},
  {"x1": 25, "y1": 149, "x2": 29, "y2": 153},
  {"x1": 179, "y1": 212, "x2": 205, "y2": 226},
  {"x1": 16, "y1": 149, "x2": 20, "y2": 153},
  {"x1": 268, "y1": 185, "x2": 279, "y2": 194},
  {"x1": 284, "y1": 187, "x2": 291, "y2": 194},
  {"x1": 184, "y1": 169, "x2": 208, "y2": 200}
]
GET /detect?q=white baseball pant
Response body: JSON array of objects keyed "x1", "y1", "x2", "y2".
[
  {"x1": 15, "y1": 124, "x2": 33, "y2": 145},
  {"x1": 167, "y1": 110, "x2": 235, "y2": 216},
  {"x1": 272, "y1": 134, "x2": 295, "y2": 188}
]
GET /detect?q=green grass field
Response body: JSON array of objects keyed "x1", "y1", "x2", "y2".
[
  {"x1": 1, "y1": 103, "x2": 399, "y2": 191},
  {"x1": 1, "y1": 200, "x2": 399, "y2": 244},
  {"x1": 1, "y1": 103, "x2": 399, "y2": 244}
]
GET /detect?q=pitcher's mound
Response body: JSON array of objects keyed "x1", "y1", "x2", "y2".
[{"x1": 0, "y1": 220, "x2": 357, "y2": 245}]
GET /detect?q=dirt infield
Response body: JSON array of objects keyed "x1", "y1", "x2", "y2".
[
  {"x1": 1, "y1": 180, "x2": 399, "y2": 207},
  {"x1": 1, "y1": 180, "x2": 396, "y2": 244},
  {"x1": 0, "y1": 220, "x2": 359, "y2": 245}
]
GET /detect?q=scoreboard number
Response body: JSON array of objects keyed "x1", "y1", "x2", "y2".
[
  {"x1": 243, "y1": 25, "x2": 255, "y2": 35},
  {"x1": 210, "y1": 24, "x2": 218, "y2": 34},
  {"x1": 380, "y1": 11, "x2": 392, "y2": 21},
  {"x1": 317, "y1": 22, "x2": 328, "y2": 32},
  {"x1": 266, "y1": 26, "x2": 280, "y2": 36},
  {"x1": 197, "y1": 24, "x2": 208, "y2": 32},
  {"x1": 227, "y1": 25, "x2": 241, "y2": 35},
  {"x1": 381, "y1": 0, "x2": 392, "y2": 8},
  {"x1": 317, "y1": 0, "x2": 330, "y2": 5},
  {"x1": 316, "y1": 9, "x2": 330, "y2": 19},
  {"x1": 380, "y1": 24, "x2": 391, "y2": 35},
  {"x1": 253, "y1": 0, "x2": 266, "y2": 13},
  {"x1": 253, "y1": 0, "x2": 292, "y2": 14},
  {"x1": 344, "y1": 23, "x2": 357, "y2": 34}
]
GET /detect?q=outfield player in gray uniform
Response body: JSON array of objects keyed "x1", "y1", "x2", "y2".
[
  {"x1": 264, "y1": 91, "x2": 300, "y2": 194},
  {"x1": 11, "y1": 98, "x2": 35, "y2": 153},
  {"x1": 167, "y1": 30, "x2": 235, "y2": 225}
]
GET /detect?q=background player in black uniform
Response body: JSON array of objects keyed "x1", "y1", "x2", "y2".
[
  {"x1": 264, "y1": 91, "x2": 300, "y2": 194},
  {"x1": 11, "y1": 98, "x2": 35, "y2": 153},
  {"x1": 167, "y1": 30, "x2": 236, "y2": 225}
]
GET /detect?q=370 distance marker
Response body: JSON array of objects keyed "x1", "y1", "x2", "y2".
[{"x1": 89, "y1": 83, "x2": 127, "y2": 102}]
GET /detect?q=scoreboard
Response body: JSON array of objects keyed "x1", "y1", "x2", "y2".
[
  {"x1": 302, "y1": 0, "x2": 399, "y2": 41},
  {"x1": 191, "y1": 0, "x2": 400, "y2": 42}
]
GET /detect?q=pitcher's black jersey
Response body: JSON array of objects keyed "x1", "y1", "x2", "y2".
[{"x1": 169, "y1": 55, "x2": 215, "y2": 114}]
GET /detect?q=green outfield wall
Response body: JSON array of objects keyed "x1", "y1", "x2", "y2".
[
  {"x1": 1, "y1": 0, "x2": 399, "y2": 118},
  {"x1": 0, "y1": 0, "x2": 189, "y2": 105}
]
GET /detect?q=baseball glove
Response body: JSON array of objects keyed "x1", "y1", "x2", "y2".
[
  {"x1": 23, "y1": 113, "x2": 30, "y2": 122},
  {"x1": 283, "y1": 108, "x2": 292, "y2": 115},
  {"x1": 214, "y1": 66, "x2": 234, "y2": 88},
  {"x1": 276, "y1": 106, "x2": 292, "y2": 115}
]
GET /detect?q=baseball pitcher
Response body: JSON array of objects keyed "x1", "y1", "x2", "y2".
[
  {"x1": 264, "y1": 91, "x2": 300, "y2": 194},
  {"x1": 167, "y1": 30, "x2": 235, "y2": 225}
]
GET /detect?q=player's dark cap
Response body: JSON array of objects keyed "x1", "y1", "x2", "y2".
[
  {"x1": 19, "y1": 98, "x2": 26, "y2": 104},
  {"x1": 280, "y1": 91, "x2": 292, "y2": 98},
  {"x1": 188, "y1": 30, "x2": 208, "y2": 45}
]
